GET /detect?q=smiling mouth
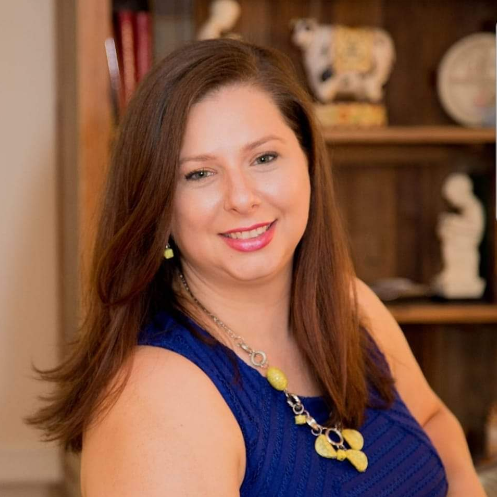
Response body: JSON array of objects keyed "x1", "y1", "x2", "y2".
[{"x1": 221, "y1": 221, "x2": 275, "y2": 240}]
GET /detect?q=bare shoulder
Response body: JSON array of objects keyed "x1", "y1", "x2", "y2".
[
  {"x1": 353, "y1": 277, "x2": 443, "y2": 427},
  {"x1": 81, "y1": 345, "x2": 244, "y2": 497}
]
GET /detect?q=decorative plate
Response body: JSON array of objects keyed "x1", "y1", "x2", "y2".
[{"x1": 437, "y1": 33, "x2": 496, "y2": 127}]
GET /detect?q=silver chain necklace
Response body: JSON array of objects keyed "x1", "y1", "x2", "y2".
[{"x1": 178, "y1": 271, "x2": 368, "y2": 472}]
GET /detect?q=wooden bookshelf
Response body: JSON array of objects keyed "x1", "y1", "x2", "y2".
[
  {"x1": 64, "y1": 0, "x2": 497, "y2": 471},
  {"x1": 323, "y1": 126, "x2": 496, "y2": 145}
]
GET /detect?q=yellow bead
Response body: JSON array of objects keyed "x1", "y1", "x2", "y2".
[
  {"x1": 342, "y1": 429, "x2": 364, "y2": 450},
  {"x1": 315, "y1": 435, "x2": 337, "y2": 459},
  {"x1": 164, "y1": 247, "x2": 174, "y2": 259},
  {"x1": 336, "y1": 449, "x2": 347, "y2": 461},
  {"x1": 295, "y1": 414, "x2": 307, "y2": 425},
  {"x1": 266, "y1": 367, "x2": 288, "y2": 391},
  {"x1": 345, "y1": 449, "x2": 368, "y2": 472}
]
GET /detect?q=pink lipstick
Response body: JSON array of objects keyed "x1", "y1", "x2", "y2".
[{"x1": 219, "y1": 221, "x2": 276, "y2": 252}]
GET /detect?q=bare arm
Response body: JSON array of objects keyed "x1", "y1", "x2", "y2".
[
  {"x1": 423, "y1": 403, "x2": 485, "y2": 496},
  {"x1": 81, "y1": 346, "x2": 244, "y2": 496},
  {"x1": 355, "y1": 278, "x2": 486, "y2": 497}
]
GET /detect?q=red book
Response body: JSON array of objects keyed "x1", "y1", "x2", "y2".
[
  {"x1": 116, "y1": 10, "x2": 136, "y2": 107},
  {"x1": 135, "y1": 11, "x2": 152, "y2": 82}
]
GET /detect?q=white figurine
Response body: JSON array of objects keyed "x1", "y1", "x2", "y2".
[
  {"x1": 197, "y1": 0, "x2": 242, "y2": 41},
  {"x1": 291, "y1": 18, "x2": 395, "y2": 103},
  {"x1": 431, "y1": 173, "x2": 486, "y2": 299}
]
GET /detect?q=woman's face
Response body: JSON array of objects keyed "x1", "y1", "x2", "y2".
[{"x1": 171, "y1": 84, "x2": 311, "y2": 284}]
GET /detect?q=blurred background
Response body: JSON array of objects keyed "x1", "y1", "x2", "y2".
[{"x1": 1, "y1": 0, "x2": 496, "y2": 496}]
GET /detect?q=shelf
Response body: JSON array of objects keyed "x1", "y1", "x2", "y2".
[
  {"x1": 388, "y1": 303, "x2": 497, "y2": 324},
  {"x1": 323, "y1": 126, "x2": 496, "y2": 145}
]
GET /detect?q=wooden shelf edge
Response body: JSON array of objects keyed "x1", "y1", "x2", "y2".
[
  {"x1": 323, "y1": 126, "x2": 496, "y2": 145},
  {"x1": 387, "y1": 303, "x2": 497, "y2": 324}
]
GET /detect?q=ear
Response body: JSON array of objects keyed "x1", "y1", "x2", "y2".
[{"x1": 167, "y1": 222, "x2": 176, "y2": 251}]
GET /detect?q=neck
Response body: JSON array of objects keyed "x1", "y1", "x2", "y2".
[{"x1": 176, "y1": 264, "x2": 293, "y2": 349}]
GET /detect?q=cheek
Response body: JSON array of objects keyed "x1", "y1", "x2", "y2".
[
  {"x1": 277, "y1": 166, "x2": 311, "y2": 213},
  {"x1": 171, "y1": 188, "x2": 221, "y2": 238},
  {"x1": 289, "y1": 169, "x2": 311, "y2": 229}
]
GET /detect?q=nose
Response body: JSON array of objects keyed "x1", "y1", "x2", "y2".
[{"x1": 223, "y1": 169, "x2": 261, "y2": 214}]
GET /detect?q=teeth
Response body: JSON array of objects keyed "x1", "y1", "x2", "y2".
[{"x1": 225, "y1": 223, "x2": 271, "y2": 239}]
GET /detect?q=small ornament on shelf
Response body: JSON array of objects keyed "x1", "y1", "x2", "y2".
[
  {"x1": 290, "y1": 18, "x2": 395, "y2": 128},
  {"x1": 437, "y1": 33, "x2": 496, "y2": 128},
  {"x1": 197, "y1": 0, "x2": 242, "y2": 41},
  {"x1": 431, "y1": 173, "x2": 486, "y2": 299}
]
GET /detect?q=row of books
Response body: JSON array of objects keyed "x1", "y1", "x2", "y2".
[{"x1": 106, "y1": 9, "x2": 153, "y2": 119}]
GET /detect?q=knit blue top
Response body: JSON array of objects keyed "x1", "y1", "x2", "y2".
[{"x1": 138, "y1": 310, "x2": 448, "y2": 496}]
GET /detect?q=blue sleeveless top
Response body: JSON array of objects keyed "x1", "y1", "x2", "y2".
[{"x1": 138, "y1": 310, "x2": 448, "y2": 496}]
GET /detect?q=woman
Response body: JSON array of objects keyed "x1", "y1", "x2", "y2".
[{"x1": 27, "y1": 39, "x2": 484, "y2": 496}]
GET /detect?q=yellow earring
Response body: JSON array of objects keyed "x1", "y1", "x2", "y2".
[{"x1": 164, "y1": 243, "x2": 174, "y2": 260}]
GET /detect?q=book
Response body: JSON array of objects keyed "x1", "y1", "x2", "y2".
[
  {"x1": 115, "y1": 10, "x2": 136, "y2": 107},
  {"x1": 135, "y1": 11, "x2": 152, "y2": 82}
]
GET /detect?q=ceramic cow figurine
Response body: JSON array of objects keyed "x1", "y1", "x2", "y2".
[{"x1": 291, "y1": 18, "x2": 395, "y2": 103}]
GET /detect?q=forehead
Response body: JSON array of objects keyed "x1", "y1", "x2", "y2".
[
  {"x1": 180, "y1": 84, "x2": 295, "y2": 152},
  {"x1": 194, "y1": 83, "x2": 279, "y2": 114}
]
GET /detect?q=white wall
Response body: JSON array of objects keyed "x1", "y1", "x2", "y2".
[{"x1": 0, "y1": 0, "x2": 63, "y2": 487}]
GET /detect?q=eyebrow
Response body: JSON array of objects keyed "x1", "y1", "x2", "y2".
[{"x1": 179, "y1": 134, "x2": 285, "y2": 166}]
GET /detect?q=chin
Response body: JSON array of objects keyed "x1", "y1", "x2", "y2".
[
  {"x1": 226, "y1": 268, "x2": 271, "y2": 283},
  {"x1": 222, "y1": 255, "x2": 291, "y2": 283}
]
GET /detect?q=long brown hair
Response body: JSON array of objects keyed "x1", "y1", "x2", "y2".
[{"x1": 26, "y1": 38, "x2": 394, "y2": 453}]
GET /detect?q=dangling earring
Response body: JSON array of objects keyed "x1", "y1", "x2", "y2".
[{"x1": 164, "y1": 243, "x2": 174, "y2": 260}]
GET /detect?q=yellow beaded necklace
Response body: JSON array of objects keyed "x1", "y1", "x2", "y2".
[{"x1": 178, "y1": 272, "x2": 368, "y2": 473}]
